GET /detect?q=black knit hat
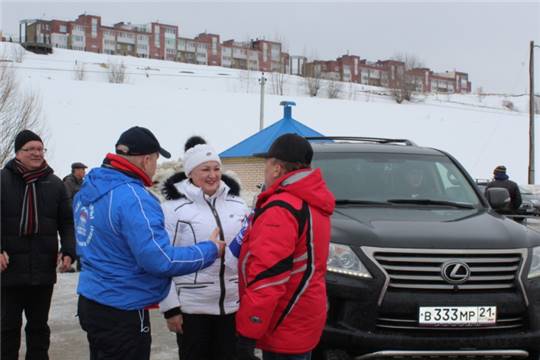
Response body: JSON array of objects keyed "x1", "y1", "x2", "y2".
[
  {"x1": 255, "y1": 133, "x2": 313, "y2": 165},
  {"x1": 494, "y1": 165, "x2": 507, "y2": 175},
  {"x1": 115, "y1": 126, "x2": 171, "y2": 159},
  {"x1": 14, "y1": 130, "x2": 43, "y2": 153}
]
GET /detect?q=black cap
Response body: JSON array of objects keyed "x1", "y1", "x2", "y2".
[
  {"x1": 71, "y1": 162, "x2": 87, "y2": 170},
  {"x1": 494, "y1": 165, "x2": 507, "y2": 174},
  {"x1": 255, "y1": 133, "x2": 313, "y2": 165},
  {"x1": 115, "y1": 126, "x2": 171, "y2": 159},
  {"x1": 14, "y1": 130, "x2": 43, "y2": 153}
]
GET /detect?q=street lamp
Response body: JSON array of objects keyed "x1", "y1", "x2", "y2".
[
  {"x1": 529, "y1": 41, "x2": 540, "y2": 184},
  {"x1": 259, "y1": 72, "x2": 267, "y2": 131}
]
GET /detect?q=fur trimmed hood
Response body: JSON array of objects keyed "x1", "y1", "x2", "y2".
[{"x1": 161, "y1": 172, "x2": 241, "y2": 200}]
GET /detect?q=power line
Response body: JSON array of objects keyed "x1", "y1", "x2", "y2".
[{"x1": 0, "y1": 63, "x2": 245, "y2": 80}]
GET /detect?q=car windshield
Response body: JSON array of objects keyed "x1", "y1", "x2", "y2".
[{"x1": 312, "y1": 152, "x2": 481, "y2": 207}]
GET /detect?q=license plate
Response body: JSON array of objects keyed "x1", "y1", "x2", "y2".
[{"x1": 419, "y1": 306, "x2": 496, "y2": 326}]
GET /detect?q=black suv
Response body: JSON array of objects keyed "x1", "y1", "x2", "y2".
[{"x1": 309, "y1": 137, "x2": 540, "y2": 360}]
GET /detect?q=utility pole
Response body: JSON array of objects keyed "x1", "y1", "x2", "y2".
[
  {"x1": 530, "y1": 41, "x2": 539, "y2": 184},
  {"x1": 259, "y1": 72, "x2": 267, "y2": 131}
]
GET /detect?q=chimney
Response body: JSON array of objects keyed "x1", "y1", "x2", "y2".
[{"x1": 280, "y1": 101, "x2": 296, "y2": 119}]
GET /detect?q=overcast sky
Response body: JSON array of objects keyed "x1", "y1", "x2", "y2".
[{"x1": 1, "y1": 0, "x2": 539, "y2": 94}]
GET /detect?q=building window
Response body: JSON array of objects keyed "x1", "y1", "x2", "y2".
[
  {"x1": 91, "y1": 18, "x2": 98, "y2": 38},
  {"x1": 154, "y1": 26, "x2": 160, "y2": 48},
  {"x1": 59, "y1": 25, "x2": 67, "y2": 33}
]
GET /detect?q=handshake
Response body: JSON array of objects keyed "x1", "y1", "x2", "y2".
[{"x1": 209, "y1": 228, "x2": 226, "y2": 257}]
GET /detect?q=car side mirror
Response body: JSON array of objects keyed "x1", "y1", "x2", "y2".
[{"x1": 485, "y1": 187, "x2": 511, "y2": 210}]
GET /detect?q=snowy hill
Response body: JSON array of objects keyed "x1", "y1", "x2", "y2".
[{"x1": 2, "y1": 42, "x2": 535, "y2": 183}]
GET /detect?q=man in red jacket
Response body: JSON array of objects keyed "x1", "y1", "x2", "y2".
[{"x1": 236, "y1": 134, "x2": 335, "y2": 360}]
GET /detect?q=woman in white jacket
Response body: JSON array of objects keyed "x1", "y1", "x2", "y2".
[{"x1": 160, "y1": 136, "x2": 249, "y2": 360}]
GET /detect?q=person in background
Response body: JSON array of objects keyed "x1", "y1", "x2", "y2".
[
  {"x1": 1, "y1": 129, "x2": 75, "y2": 360},
  {"x1": 235, "y1": 133, "x2": 335, "y2": 360},
  {"x1": 159, "y1": 136, "x2": 249, "y2": 360},
  {"x1": 486, "y1": 165, "x2": 522, "y2": 212},
  {"x1": 74, "y1": 126, "x2": 225, "y2": 360},
  {"x1": 63, "y1": 161, "x2": 87, "y2": 271},
  {"x1": 63, "y1": 162, "x2": 87, "y2": 201}
]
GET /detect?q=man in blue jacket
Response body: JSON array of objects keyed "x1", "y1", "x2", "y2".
[{"x1": 74, "y1": 126, "x2": 223, "y2": 360}]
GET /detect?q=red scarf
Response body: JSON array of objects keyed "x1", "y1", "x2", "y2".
[
  {"x1": 104, "y1": 153, "x2": 153, "y2": 187},
  {"x1": 13, "y1": 159, "x2": 53, "y2": 236}
]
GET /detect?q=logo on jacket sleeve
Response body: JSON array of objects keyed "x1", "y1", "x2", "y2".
[
  {"x1": 76, "y1": 204, "x2": 95, "y2": 247},
  {"x1": 250, "y1": 315, "x2": 262, "y2": 324}
]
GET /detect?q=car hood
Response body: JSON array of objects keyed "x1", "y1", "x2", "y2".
[{"x1": 332, "y1": 206, "x2": 540, "y2": 249}]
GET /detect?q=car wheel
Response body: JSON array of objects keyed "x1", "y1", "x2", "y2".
[{"x1": 323, "y1": 349, "x2": 351, "y2": 360}]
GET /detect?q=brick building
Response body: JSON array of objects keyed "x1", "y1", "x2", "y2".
[
  {"x1": 17, "y1": 14, "x2": 471, "y2": 92},
  {"x1": 304, "y1": 53, "x2": 471, "y2": 94},
  {"x1": 220, "y1": 101, "x2": 325, "y2": 194}
]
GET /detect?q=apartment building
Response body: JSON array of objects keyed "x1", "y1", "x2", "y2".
[
  {"x1": 304, "y1": 54, "x2": 471, "y2": 94},
  {"x1": 18, "y1": 14, "x2": 471, "y2": 92}
]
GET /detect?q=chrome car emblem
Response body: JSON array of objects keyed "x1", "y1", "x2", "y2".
[{"x1": 441, "y1": 260, "x2": 471, "y2": 284}]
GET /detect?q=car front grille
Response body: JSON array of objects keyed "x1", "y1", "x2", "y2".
[{"x1": 369, "y1": 249, "x2": 524, "y2": 291}]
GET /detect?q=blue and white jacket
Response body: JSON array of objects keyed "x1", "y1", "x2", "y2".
[{"x1": 74, "y1": 166, "x2": 218, "y2": 311}]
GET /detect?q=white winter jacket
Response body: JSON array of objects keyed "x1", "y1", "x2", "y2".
[{"x1": 159, "y1": 172, "x2": 249, "y2": 316}]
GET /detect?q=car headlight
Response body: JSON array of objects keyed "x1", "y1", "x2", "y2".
[
  {"x1": 528, "y1": 246, "x2": 540, "y2": 279},
  {"x1": 327, "y1": 243, "x2": 372, "y2": 278}
]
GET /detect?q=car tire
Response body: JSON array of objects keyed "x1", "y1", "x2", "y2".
[{"x1": 323, "y1": 349, "x2": 351, "y2": 360}]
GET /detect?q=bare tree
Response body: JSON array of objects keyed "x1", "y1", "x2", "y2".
[
  {"x1": 347, "y1": 82, "x2": 356, "y2": 101},
  {"x1": 305, "y1": 75, "x2": 320, "y2": 97},
  {"x1": 476, "y1": 87, "x2": 485, "y2": 103},
  {"x1": 502, "y1": 99, "x2": 515, "y2": 111},
  {"x1": 74, "y1": 62, "x2": 86, "y2": 81},
  {"x1": 0, "y1": 65, "x2": 45, "y2": 166},
  {"x1": 390, "y1": 53, "x2": 425, "y2": 103},
  {"x1": 326, "y1": 79, "x2": 342, "y2": 99},
  {"x1": 0, "y1": 43, "x2": 25, "y2": 63},
  {"x1": 303, "y1": 62, "x2": 321, "y2": 97},
  {"x1": 239, "y1": 69, "x2": 253, "y2": 93},
  {"x1": 270, "y1": 69, "x2": 286, "y2": 96},
  {"x1": 107, "y1": 61, "x2": 127, "y2": 84}
]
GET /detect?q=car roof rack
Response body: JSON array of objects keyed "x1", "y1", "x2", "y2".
[{"x1": 305, "y1": 136, "x2": 417, "y2": 146}]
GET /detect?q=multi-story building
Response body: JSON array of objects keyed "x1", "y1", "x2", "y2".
[
  {"x1": 195, "y1": 33, "x2": 221, "y2": 66},
  {"x1": 24, "y1": 20, "x2": 51, "y2": 45},
  {"x1": 18, "y1": 14, "x2": 470, "y2": 92},
  {"x1": 49, "y1": 20, "x2": 70, "y2": 49},
  {"x1": 75, "y1": 15, "x2": 101, "y2": 52},
  {"x1": 289, "y1": 55, "x2": 307, "y2": 76},
  {"x1": 304, "y1": 54, "x2": 471, "y2": 94}
]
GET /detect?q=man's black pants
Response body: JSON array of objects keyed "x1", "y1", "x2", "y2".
[
  {"x1": 176, "y1": 312, "x2": 236, "y2": 360},
  {"x1": 78, "y1": 295, "x2": 152, "y2": 360},
  {"x1": 1, "y1": 285, "x2": 54, "y2": 360}
]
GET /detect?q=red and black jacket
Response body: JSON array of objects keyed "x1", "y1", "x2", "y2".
[{"x1": 237, "y1": 168, "x2": 335, "y2": 354}]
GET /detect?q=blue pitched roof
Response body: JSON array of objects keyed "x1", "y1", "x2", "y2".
[{"x1": 220, "y1": 101, "x2": 325, "y2": 158}]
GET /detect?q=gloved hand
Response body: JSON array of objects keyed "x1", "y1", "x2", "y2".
[{"x1": 236, "y1": 335, "x2": 258, "y2": 360}]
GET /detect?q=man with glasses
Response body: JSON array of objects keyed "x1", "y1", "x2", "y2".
[{"x1": 1, "y1": 129, "x2": 76, "y2": 360}]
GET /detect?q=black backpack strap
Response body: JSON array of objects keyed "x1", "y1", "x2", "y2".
[{"x1": 253, "y1": 200, "x2": 308, "y2": 237}]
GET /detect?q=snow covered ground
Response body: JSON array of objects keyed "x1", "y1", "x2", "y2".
[
  {"x1": 18, "y1": 273, "x2": 179, "y2": 360},
  {"x1": 1, "y1": 42, "x2": 536, "y2": 184},
  {"x1": 15, "y1": 217, "x2": 536, "y2": 359}
]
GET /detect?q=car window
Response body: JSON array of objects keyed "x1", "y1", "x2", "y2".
[{"x1": 312, "y1": 152, "x2": 481, "y2": 206}]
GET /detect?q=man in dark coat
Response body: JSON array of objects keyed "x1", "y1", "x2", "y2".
[
  {"x1": 486, "y1": 165, "x2": 522, "y2": 212},
  {"x1": 63, "y1": 162, "x2": 87, "y2": 272},
  {"x1": 63, "y1": 162, "x2": 87, "y2": 200},
  {"x1": 1, "y1": 130, "x2": 75, "y2": 360}
]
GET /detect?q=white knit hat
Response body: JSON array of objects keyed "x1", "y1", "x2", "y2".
[{"x1": 183, "y1": 144, "x2": 222, "y2": 176}]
